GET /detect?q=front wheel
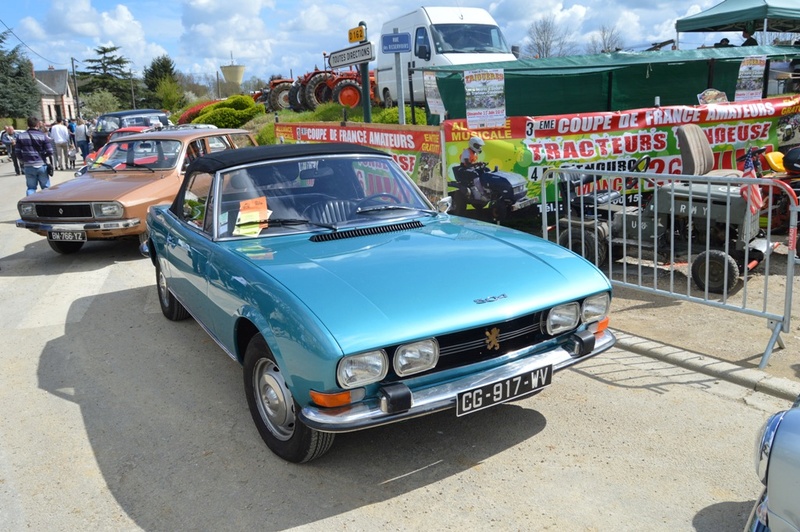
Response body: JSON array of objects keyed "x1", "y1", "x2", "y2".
[
  {"x1": 449, "y1": 191, "x2": 467, "y2": 216},
  {"x1": 244, "y1": 334, "x2": 334, "y2": 463},
  {"x1": 691, "y1": 250, "x2": 739, "y2": 293},
  {"x1": 48, "y1": 239, "x2": 84, "y2": 254},
  {"x1": 156, "y1": 260, "x2": 190, "y2": 321}
]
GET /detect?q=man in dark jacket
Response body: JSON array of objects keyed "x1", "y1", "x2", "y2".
[
  {"x1": 1, "y1": 125, "x2": 20, "y2": 175},
  {"x1": 15, "y1": 116, "x2": 54, "y2": 195}
]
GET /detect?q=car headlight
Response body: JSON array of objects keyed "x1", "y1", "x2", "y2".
[
  {"x1": 92, "y1": 202, "x2": 124, "y2": 218},
  {"x1": 546, "y1": 302, "x2": 580, "y2": 335},
  {"x1": 18, "y1": 203, "x2": 36, "y2": 217},
  {"x1": 754, "y1": 410, "x2": 786, "y2": 484},
  {"x1": 582, "y1": 293, "x2": 610, "y2": 323},
  {"x1": 337, "y1": 350, "x2": 388, "y2": 389},
  {"x1": 394, "y1": 339, "x2": 439, "y2": 377}
]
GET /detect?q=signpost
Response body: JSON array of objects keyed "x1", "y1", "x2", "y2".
[
  {"x1": 329, "y1": 42, "x2": 375, "y2": 68},
  {"x1": 381, "y1": 31, "x2": 412, "y2": 124},
  {"x1": 348, "y1": 26, "x2": 365, "y2": 43}
]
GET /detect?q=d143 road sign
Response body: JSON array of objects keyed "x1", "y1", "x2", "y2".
[{"x1": 329, "y1": 42, "x2": 375, "y2": 68}]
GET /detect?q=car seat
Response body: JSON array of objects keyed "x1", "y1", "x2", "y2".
[
  {"x1": 304, "y1": 200, "x2": 356, "y2": 225},
  {"x1": 677, "y1": 124, "x2": 743, "y2": 177}
]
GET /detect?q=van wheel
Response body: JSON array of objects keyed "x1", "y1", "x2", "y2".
[{"x1": 382, "y1": 89, "x2": 393, "y2": 108}]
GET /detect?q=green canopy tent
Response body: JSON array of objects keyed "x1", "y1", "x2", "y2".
[
  {"x1": 428, "y1": 45, "x2": 800, "y2": 119},
  {"x1": 675, "y1": 0, "x2": 800, "y2": 34}
]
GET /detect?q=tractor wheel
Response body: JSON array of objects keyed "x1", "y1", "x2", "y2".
[
  {"x1": 332, "y1": 80, "x2": 363, "y2": 108},
  {"x1": 303, "y1": 73, "x2": 333, "y2": 110},
  {"x1": 691, "y1": 249, "x2": 739, "y2": 294},
  {"x1": 288, "y1": 83, "x2": 304, "y2": 112},
  {"x1": 557, "y1": 229, "x2": 607, "y2": 266},
  {"x1": 268, "y1": 82, "x2": 293, "y2": 111}
]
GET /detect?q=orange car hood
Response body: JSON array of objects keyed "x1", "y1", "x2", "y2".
[{"x1": 25, "y1": 171, "x2": 181, "y2": 203}]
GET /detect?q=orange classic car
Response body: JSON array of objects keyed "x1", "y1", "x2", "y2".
[{"x1": 17, "y1": 127, "x2": 257, "y2": 254}]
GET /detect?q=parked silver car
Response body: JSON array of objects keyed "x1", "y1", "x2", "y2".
[{"x1": 745, "y1": 394, "x2": 800, "y2": 531}]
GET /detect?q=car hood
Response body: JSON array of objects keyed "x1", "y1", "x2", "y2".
[
  {"x1": 20, "y1": 172, "x2": 178, "y2": 203},
  {"x1": 229, "y1": 218, "x2": 611, "y2": 353}
]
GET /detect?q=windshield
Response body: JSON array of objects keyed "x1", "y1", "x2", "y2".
[
  {"x1": 89, "y1": 139, "x2": 182, "y2": 171},
  {"x1": 430, "y1": 23, "x2": 511, "y2": 54},
  {"x1": 209, "y1": 155, "x2": 435, "y2": 238}
]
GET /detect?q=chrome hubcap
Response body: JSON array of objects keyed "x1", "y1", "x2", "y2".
[{"x1": 253, "y1": 358, "x2": 295, "y2": 441}]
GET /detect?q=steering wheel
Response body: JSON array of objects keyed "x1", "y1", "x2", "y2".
[
  {"x1": 626, "y1": 155, "x2": 655, "y2": 190},
  {"x1": 356, "y1": 193, "x2": 401, "y2": 207}
]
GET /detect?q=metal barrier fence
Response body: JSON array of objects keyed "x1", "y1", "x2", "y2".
[{"x1": 535, "y1": 167, "x2": 798, "y2": 368}]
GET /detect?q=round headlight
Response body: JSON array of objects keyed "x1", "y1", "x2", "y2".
[
  {"x1": 337, "y1": 350, "x2": 388, "y2": 389},
  {"x1": 754, "y1": 411, "x2": 786, "y2": 484},
  {"x1": 546, "y1": 302, "x2": 580, "y2": 335},
  {"x1": 394, "y1": 339, "x2": 439, "y2": 377}
]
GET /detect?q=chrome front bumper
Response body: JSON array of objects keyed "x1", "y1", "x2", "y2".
[
  {"x1": 16, "y1": 218, "x2": 141, "y2": 232},
  {"x1": 300, "y1": 329, "x2": 615, "y2": 433}
]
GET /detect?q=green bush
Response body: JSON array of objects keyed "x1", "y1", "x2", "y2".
[
  {"x1": 193, "y1": 104, "x2": 265, "y2": 129},
  {"x1": 373, "y1": 105, "x2": 427, "y2": 124}
]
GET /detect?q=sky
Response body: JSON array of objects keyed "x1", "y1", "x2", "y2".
[{"x1": 0, "y1": 0, "x2": 756, "y2": 83}]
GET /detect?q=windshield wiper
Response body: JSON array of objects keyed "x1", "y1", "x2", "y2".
[
  {"x1": 356, "y1": 205, "x2": 436, "y2": 215},
  {"x1": 235, "y1": 218, "x2": 338, "y2": 230},
  {"x1": 126, "y1": 162, "x2": 155, "y2": 172}
]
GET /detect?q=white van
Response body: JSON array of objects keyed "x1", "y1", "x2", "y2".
[{"x1": 376, "y1": 6, "x2": 518, "y2": 107}]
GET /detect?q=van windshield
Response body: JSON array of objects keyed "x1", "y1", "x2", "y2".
[{"x1": 431, "y1": 24, "x2": 511, "y2": 54}]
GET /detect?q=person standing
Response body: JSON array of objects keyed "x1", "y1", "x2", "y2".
[
  {"x1": 15, "y1": 116, "x2": 54, "y2": 195},
  {"x1": 742, "y1": 30, "x2": 758, "y2": 46},
  {"x1": 1, "y1": 125, "x2": 21, "y2": 175},
  {"x1": 74, "y1": 118, "x2": 91, "y2": 162},
  {"x1": 49, "y1": 118, "x2": 70, "y2": 171}
]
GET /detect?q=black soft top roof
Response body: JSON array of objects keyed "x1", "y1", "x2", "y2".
[{"x1": 185, "y1": 143, "x2": 389, "y2": 175}]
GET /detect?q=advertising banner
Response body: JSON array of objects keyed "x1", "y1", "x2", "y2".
[
  {"x1": 273, "y1": 122, "x2": 445, "y2": 200},
  {"x1": 464, "y1": 69, "x2": 506, "y2": 129},
  {"x1": 442, "y1": 95, "x2": 800, "y2": 208}
]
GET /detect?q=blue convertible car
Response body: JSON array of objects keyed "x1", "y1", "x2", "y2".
[{"x1": 143, "y1": 143, "x2": 615, "y2": 463}]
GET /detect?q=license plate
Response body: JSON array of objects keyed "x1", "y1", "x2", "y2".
[
  {"x1": 48, "y1": 230, "x2": 86, "y2": 242},
  {"x1": 512, "y1": 197, "x2": 536, "y2": 211},
  {"x1": 456, "y1": 365, "x2": 552, "y2": 416}
]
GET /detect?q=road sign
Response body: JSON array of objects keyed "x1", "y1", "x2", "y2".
[
  {"x1": 381, "y1": 32, "x2": 412, "y2": 54},
  {"x1": 349, "y1": 26, "x2": 365, "y2": 43},
  {"x1": 329, "y1": 42, "x2": 375, "y2": 68}
]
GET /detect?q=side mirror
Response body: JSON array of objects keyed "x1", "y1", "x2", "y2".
[
  {"x1": 74, "y1": 166, "x2": 88, "y2": 177},
  {"x1": 417, "y1": 44, "x2": 431, "y2": 61},
  {"x1": 437, "y1": 195, "x2": 453, "y2": 213}
]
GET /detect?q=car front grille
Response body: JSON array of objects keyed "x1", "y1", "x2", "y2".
[
  {"x1": 35, "y1": 204, "x2": 93, "y2": 218},
  {"x1": 384, "y1": 310, "x2": 555, "y2": 381}
]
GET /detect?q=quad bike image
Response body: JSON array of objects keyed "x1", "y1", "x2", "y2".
[
  {"x1": 554, "y1": 155, "x2": 779, "y2": 294},
  {"x1": 448, "y1": 162, "x2": 532, "y2": 222}
]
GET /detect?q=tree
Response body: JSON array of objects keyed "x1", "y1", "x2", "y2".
[
  {"x1": 79, "y1": 45, "x2": 131, "y2": 106},
  {"x1": 143, "y1": 55, "x2": 176, "y2": 93},
  {"x1": 155, "y1": 77, "x2": 184, "y2": 113},
  {"x1": 81, "y1": 89, "x2": 121, "y2": 118},
  {"x1": 175, "y1": 72, "x2": 214, "y2": 101},
  {"x1": 0, "y1": 31, "x2": 40, "y2": 119},
  {"x1": 524, "y1": 16, "x2": 578, "y2": 59},
  {"x1": 586, "y1": 25, "x2": 625, "y2": 54}
]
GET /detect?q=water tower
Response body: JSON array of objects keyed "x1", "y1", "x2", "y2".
[{"x1": 220, "y1": 52, "x2": 245, "y2": 87}]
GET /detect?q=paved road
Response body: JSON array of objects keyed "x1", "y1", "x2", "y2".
[{"x1": 0, "y1": 161, "x2": 792, "y2": 530}]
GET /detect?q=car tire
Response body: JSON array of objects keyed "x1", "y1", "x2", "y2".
[
  {"x1": 48, "y1": 240, "x2": 85, "y2": 254},
  {"x1": 243, "y1": 334, "x2": 335, "y2": 463},
  {"x1": 156, "y1": 260, "x2": 190, "y2": 321},
  {"x1": 691, "y1": 249, "x2": 739, "y2": 294},
  {"x1": 382, "y1": 88, "x2": 393, "y2": 108}
]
